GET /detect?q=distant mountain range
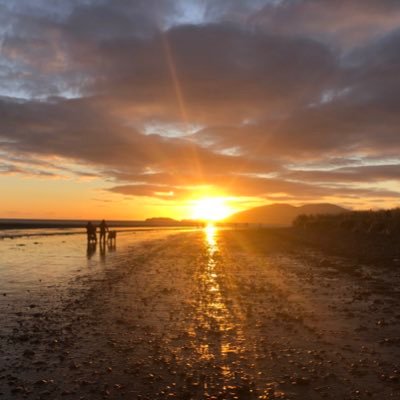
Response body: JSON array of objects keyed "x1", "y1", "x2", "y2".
[{"x1": 226, "y1": 203, "x2": 347, "y2": 226}]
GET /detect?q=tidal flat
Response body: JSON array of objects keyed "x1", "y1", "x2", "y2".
[{"x1": 1, "y1": 228, "x2": 399, "y2": 399}]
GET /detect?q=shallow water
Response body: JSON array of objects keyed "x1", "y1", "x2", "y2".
[{"x1": 0, "y1": 227, "x2": 195, "y2": 305}]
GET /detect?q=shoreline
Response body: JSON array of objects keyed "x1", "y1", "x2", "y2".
[
  {"x1": 0, "y1": 226, "x2": 197, "y2": 241},
  {"x1": 1, "y1": 229, "x2": 399, "y2": 399}
]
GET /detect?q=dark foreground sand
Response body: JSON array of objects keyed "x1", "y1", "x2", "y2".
[{"x1": 1, "y1": 228, "x2": 400, "y2": 399}]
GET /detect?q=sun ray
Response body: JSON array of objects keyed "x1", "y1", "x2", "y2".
[{"x1": 160, "y1": 29, "x2": 204, "y2": 186}]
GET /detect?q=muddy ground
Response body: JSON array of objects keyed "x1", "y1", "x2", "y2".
[{"x1": 1, "y1": 228, "x2": 400, "y2": 399}]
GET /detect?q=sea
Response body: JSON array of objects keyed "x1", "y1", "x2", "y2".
[{"x1": 0, "y1": 221, "x2": 197, "y2": 321}]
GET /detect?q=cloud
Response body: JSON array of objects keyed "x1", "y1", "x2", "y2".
[
  {"x1": 1, "y1": 1, "x2": 400, "y2": 206},
  {"x1": 284, "y1": 164, "x2": 400, "y2": 183},
  {"x1": 81, "y1": 24, "x2": 337, "y2": 127},
  {"x1": 249, "y1": 0, "x2": 400, "y2": 48},
  {"x1": 0, "y1": 96, "x2": 277, "y2": 180},
  {"x1": 191, "y1": 26, "x2": 400, "y2": 161},
  {"x1": 0, "y1": 163, "x2": 24, "y2": 175}
]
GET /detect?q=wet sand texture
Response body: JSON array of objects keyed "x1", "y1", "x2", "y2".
[{"x1": 1, "y1": 228, "x2": 400, "y2": 399}]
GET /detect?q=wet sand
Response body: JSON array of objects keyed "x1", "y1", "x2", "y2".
[{"x1": 1, "y1": 227, "x2": 400, "y2": 399}]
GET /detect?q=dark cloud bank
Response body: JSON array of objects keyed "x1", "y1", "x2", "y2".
[{"x1": 1, "y1": 0, "x2": 400, "y2": 205}]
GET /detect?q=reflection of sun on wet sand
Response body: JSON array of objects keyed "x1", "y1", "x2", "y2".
[
  {"x1": 190, "y1": 224, "x2": 247, "y2": 380},
  {"x1": 1, "y1": 227, "x2": 400, "y2": 399}
]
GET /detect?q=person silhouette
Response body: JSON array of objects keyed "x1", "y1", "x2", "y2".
[
  {"x1": 86, "y1": 221, "x2": 97, "y2": 243},
  {"x1": 99, "y1": 219, "x2": 109, "y2": 244}
]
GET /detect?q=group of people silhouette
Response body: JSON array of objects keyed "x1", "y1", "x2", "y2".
[
  {"x1": 86, "y1": 220, "x2": 117, "y2": 260},
  {"x1": 86, "y1": 219, "x2": 111, "y2": 244}
]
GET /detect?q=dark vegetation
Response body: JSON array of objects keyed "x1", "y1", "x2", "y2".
[
  {"x1": 291, "y1": 208, "x2": 400, "y2": 266},
  {"x1": 226, "y1": 208, "x2": 400, "y2": 267},
  {"x1": 293, "y1": 208, "x2": 400, "y2": 234}
]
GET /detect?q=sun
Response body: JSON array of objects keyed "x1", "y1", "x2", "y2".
[{"x1": 191, "y1": 197, "x2": 234, "y2": 221}]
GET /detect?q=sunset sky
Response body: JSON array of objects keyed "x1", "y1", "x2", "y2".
[{"x1": 1, "y1": 0, "x2": 400, "y2": 220}]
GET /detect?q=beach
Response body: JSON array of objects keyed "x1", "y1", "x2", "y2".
[{"x1": 1, "y1": 227, "x2": 400, "y2": 399}]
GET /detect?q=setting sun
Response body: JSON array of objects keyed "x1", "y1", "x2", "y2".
[{"x1": 191, "y1": 197, "x2": 234, "y2": 221}]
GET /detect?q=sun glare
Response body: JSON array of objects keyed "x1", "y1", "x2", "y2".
[{"x1": 191, "y1": 197, "x2": 233, "y2": 221}]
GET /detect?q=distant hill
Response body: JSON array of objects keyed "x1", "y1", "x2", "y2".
[{"x1": 226, "y1": 203, "x2": 347, "y2": 226}]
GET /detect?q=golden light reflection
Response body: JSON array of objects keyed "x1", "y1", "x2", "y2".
[
  {"x1": 205, "y1": 223, "x2": 217, "y2": 249},
  {"x1": 187, "y1": 223, "x2": 246, "y2": 383}
]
